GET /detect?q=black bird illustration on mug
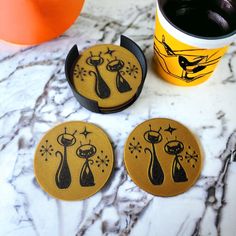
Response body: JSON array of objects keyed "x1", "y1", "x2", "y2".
[
  {"x1": 178, "y1": 55, "x2": 221, "y2": 80},
  {"x1": 161, "y1": 35, "x2": 176, "y2": 56},
  {"x1": 178, "y1": 56, "x2": 206, "y2": 80},
  {"x1": 154, "y1": 34, "x2": 222, "y2": 82}
]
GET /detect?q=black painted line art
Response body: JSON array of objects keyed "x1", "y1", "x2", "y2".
[
  {"x1": 154, "y1": 43, "x2": 214, "y2": 82},
  {"x1": 144, "y1": 125, "x2": 164, "y2": 185},
  {"x1": 74, "y1": 64, "x2": 87, "y2": 81},
  {"x1": 178, "y1": 56, "x2": 206, "y2": 79},
  {"x1": 86, "y1": 51, "x2": 111, "y2": 99},
  {"x1": 76, "y1": 141, "x2": 96, "y2": 186},
  {"x1": 96, "y1": 150, "x2": 109, "y2": 172},
  {"x1": 126, "y1": 62, "x2": 139, "y2": 79},
  {"x1": 40, "y1": 140, "x2": 54, "y2": 161},
  {"x1": 205, "y1": 50, "x2": 221, "y2": 61},
  {"x1": 185, "y1": 146, "x2": 198, "y2": 168},
  {"x1": 155, "y1": 35, "x2": 222, "y2": 57},
  {"x1": 164, "y1": 139, "x2": 188, "y2": 182},
  {"x1": 106, "y1": 57, "x2": 132, "y2": 93},
  {"x1": 164, "y1": 124, "x2": 176, "y2": 135},
  {"x1": 80, "y1": 127, "x2": 92, "y2": 139},
  {"x1": 154, "y1": 35, "x2": 221, "y2": 82},
  {"x1": 55, "y1": 128, "x2": 77, "y2": 189},
  {"x1": 161, "y1": 35, "x2": 176, "y2": 56},
  {"x1": 178, "y1": 55, "x2": 220, "y2": 80},
  {"x1": 105, "y1": 47, "x2": 115, "y2": 57},
  {"x1": 155, "y1": 35, "x2": 205, "y2": 56},
  {"x1": 129, "y1": 137, "x2": 142, "y2": 159}
]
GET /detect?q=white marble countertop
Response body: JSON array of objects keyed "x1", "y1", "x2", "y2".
[{"x1": 0, "y1": 0, "x2": 236, "y2": 235}]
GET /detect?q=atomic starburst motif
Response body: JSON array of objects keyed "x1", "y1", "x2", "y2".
[
  {"x1": 129, "y1": 137, "x2": 142, "y2": 158},
  {"x1": 105, "y1": 47, "x2": 115, "y2": 56},
  {"x1": 80, "y1": 127, "x2": 92, "y2": 139},
  {"x1": 164, "y1": 124, "x2": 176, "y2": 135},
  {"x1": 96, "y1": 151, "x2": 110, "y2": 173},
  {"x1": 126, "y1": 62, "x2": 139, "y2": 79},
  {"x1": 40, "y1": 140, "x2": 54, "y2": 161},
  {"x1": 74, "y1": 64, "x2": 87, "y2": 81},
  {"x1": 185, "y1": 147, "x2": 198, "y2": 168}
]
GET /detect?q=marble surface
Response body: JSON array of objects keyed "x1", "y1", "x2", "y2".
[{"x1": 0, "y1": 0, "x2": 236, "y2": 235}]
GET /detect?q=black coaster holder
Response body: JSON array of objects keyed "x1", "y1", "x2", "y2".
[{"x1": 65, "y1": 35, "x2": 147, "y2": 114}]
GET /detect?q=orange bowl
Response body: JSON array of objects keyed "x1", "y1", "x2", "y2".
[{"x1": 0, "y1": 0, "x2": 85, "y2": 45}]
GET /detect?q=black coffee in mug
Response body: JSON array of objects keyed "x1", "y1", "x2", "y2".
[{"x1": 160, "y1": 0, "x2": 236, "y2": 37}]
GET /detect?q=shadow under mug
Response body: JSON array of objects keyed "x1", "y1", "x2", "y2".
[{"x1": 154, "y1": 0, "x2": 236, "y2": 86}]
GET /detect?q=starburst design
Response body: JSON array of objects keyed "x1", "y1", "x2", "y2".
[
  {"x1": 96, "y1": 150, "x2": 109, "y2": 172},
  {"x1": 74, "y1": 65, "x2": 87, "y2": 81},
  {"x1": 105, "y1": 47, "x2": 115, "y2": 56},
  {"x1": 40, "y1": 140, "x2": 54, "y2": 161},
  {"x1": 129, "y1": 137, "x2": 142, "y2": 158},
  {"x1": 185, "y1": 146, "x2": 198, "y2": 168},
  {"x1": 126, "y1": 62, "x2": 139, "y2": 78},
  {"x1": 164, "y1": 125, "x2": 176, "y2": 135},
  {"x1": 80, "y1": 127, "x2": 92, "y2": 139}
]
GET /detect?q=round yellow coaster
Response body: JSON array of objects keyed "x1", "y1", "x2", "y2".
[
  {"x1": 34, "y1": 121, "x2": 114, "y2": 201},
  {"x1": 124, "y1": 118, "x2": 203, "y2": 197},
  {"x1": 72, "y1": 44, "x2": 142, "y2": 109}
]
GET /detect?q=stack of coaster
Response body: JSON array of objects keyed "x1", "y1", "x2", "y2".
[{"x1": 65, "y1": 35, "x2": 147, "y2": 113}]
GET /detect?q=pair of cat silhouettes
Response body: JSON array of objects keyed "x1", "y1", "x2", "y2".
[
  {"x1": 55, "y1": 130, "x2": 97, "y2": 189},
  {"x1": 86, "y1": 53, "x2": 132, "y2": 98}
]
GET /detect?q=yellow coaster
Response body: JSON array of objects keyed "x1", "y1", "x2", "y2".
[
  {"x1": 34, "y1": 121, "x2": 114, "y2": 201},
  {"x1": 72, "y1": 44, "x2": 142, "y2": 109},
  {"x1": 124, "y1": 118, "x2": 203, "y2": 197}
]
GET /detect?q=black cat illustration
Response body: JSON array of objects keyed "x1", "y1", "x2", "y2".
[
  {"x1": 76, "y1": 142, "x2": 96, "y2": 186},
  {"x1": 144, "y1": 125, "x2": 164, "y2": 185},
  {"x1": 164, "y1": 140, "x2": 188, "y2": 182},
  {"x1": 87, "y1": 52, "x2": 111, "y2": 99},
  {"x1": 55, "y1": 128, "x2": 77, "y2": 189},
  {"x1": 107, "y1": 58, "x2": 132, "y2": 93}
]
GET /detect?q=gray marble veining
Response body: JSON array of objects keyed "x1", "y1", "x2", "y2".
[{"x1": 0, "y1": 0, "x2": 236, "y2": 235}]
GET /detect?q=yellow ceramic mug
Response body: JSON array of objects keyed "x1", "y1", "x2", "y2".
[{"x1": 154, "y1": 0, "x2": 236, "y2": 86}]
